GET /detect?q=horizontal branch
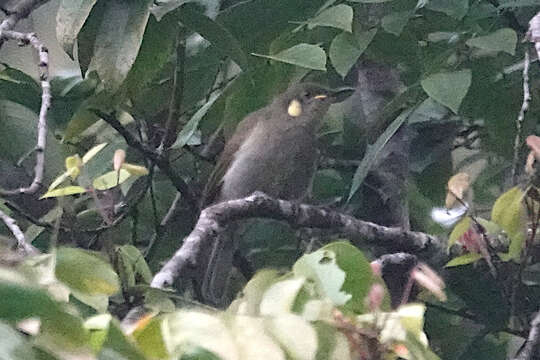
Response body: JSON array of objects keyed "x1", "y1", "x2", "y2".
[{"x1": 151, "y1": 192, "x2": 445, "y2": 289}]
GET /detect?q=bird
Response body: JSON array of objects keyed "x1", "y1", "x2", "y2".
[{"x1": 200, "y1": 82, "x2": 351, "y2": 306}]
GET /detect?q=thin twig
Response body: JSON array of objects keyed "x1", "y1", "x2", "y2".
[
  {"x1": 0, "y1": 207, "x2": 39, "y2": 256},
  {"x1": 0, "y1": 29, "x2": 50, "y2": 196},
  {"x1": 513, "y1": 312, "x2": 540, "y2": 360},
  {"x1": 512, "y1": 49, "x2": 531, "y2": 185}
]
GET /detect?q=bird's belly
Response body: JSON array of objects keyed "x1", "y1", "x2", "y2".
[{"x1": 220, "y1": 127, "x2": 316, "y2": 201}]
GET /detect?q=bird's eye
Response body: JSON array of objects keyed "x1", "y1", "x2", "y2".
[{"x1": 303, "y1": 91, "x2": 311, "y2": 99}]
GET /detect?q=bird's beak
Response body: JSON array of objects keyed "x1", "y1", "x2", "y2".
[
  {"x1": 330, "y1": 87, "x2": 355, "y2": 103},
  {"x1": 314, "y1": 94, "x2": 328, "y2": 100}
]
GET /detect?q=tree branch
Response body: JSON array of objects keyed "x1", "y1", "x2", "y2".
[
  {"x1": 151, "y1": 192, "x2": 445, "y2": 290},
  {"x1": 513, "y1": 312, "x2": 540, "y2": 360},
  {"x1": 0, "y1": 3, "x2": 51, "y2": 196},
  {"x1": 0, "y1": 207, "x2": 39, "y2": 256}
]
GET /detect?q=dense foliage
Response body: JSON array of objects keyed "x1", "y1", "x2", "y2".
[{"x1": 0, "y1": 0, "x2": 540, "y2": 359}]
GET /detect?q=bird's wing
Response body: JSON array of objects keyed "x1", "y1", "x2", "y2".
[{"x1": 201, "y1": 109, "x2": 266, "y2": 207}]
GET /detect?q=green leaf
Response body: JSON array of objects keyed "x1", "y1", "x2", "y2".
[
  {"x1": 466, "y1": 28, "x2": 517, "y2": 56},
  {"x1": 348, "y1": 107, "x2": 414, "y2": 201},
  {"x1": 0, "y1": 322, "x2": 37, "y2": 360},
  {"x1": 172, "y1": 94, "x2": 220, "y2": 149},
  {"x1": 329, "y1": 29, "x2": 377, "y2": 78},
  {"x1": 307, "y1": 4, "x2": 353, "y2": 32},
  {"x1": 56, "y1": 0, "x2": 98, "y2": 58},
  {"x1": 252, "y1": 44, "x2": 327, "y2": 71},
  {"x1": 40, "y1": 186, "x2": 87, "y2": 199},
  {"x1": 445, "y1": 253, "x2": 483, "y2": 267},
  {"x1": 426, "y1": 0, "x2": 469, "y2": 20},
  {"x1": 381, "y1": 11, "x2": 413, "y2": 36},
  {"x1": 133, "y1": 317, "x2": 169, "y2": 359},
  {"x1": 176, "y1": 4, "x2": 249, "y2": 71},
  {"x1": 421, "y1": 70, "x2": 471, "y2": 114},
  {"x1": 498, "y1": 0, "x2": 540, "y2": 8},
  {"x1": 82, "y1": 142, "x2": 108, "y2": 163},
  {"x1": 92, "y1": 169, "x2": 131, "y2": 190},
  {"x1": 293, "y1": 250, "x2": 351, "y2": 306},
  {"x1": 56, "y1": 247, "x2": 120, "y2": 296},
  {"x1": 448, "y1": 216, "x2": 471, "y2": 247},
  {"x1": 231, "y1": 317, "x2": 285, "y2": 360},
  {"x1": 347, "y1": 0, "x2": 393, "y2": 2},
  {"x1": 150, "y1": 0, "x2": 193, "y2": 20},
  {"x1": 117, "y1": 245, "x2": 153, "y2": 284},
  {"x1": 86, "y1": 0, "x2": 153, "y2": 92},
  {"x1": 0, "y1": 66, "x2": 41, "y2": 113},
  {"x1": 491, "y1": 187, "x2": 526, "y2": 261}
]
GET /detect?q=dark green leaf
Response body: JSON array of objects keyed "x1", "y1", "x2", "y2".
[
  {"x1": 348, "y1": 107, "x2": 414, "y2": 201},
  {"x1": 426, "y1": 0, "x2": 469, "y2": 20},
  {"x1": 381, "y1": 10, "x2": 413, "y2": 36}
]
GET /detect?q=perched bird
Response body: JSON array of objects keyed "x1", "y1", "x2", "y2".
[{"x1": 200, "y1": 82, "x2": 351, "y2": 306}]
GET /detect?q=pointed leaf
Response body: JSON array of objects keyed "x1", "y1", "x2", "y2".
[
  {"x1": 260, "y1": 277, "x2": 306, "y2": 315},
  {"x1": 307, "y1": 4, "x2": 353, "y2": 32},
  {"x1": 83, "y1": 142, "x2": 108, "y2": 163},
  {"x1": 381, "y1": 11, "x2": 412, "y2": 36},
  {"x1": 330, "y1": 29, "x2": 377, "y2": 77},
  {"x1": 348, "y1": 107, "x2": 413, "y2": 201},
  {"x1": 252, "y1": 44, "x2": 327, "y2": 71},
  {"x1": 466, "y1": 28, "x2": 517, "y2": 55},
  {"x1": 93, "y1": 169, "x2": 131, "y2": 190},
  {"x1": 56, "y1": 0, "x2": 98, "y2": 58},
  {"x1": 448, "y1": 216, "x2": 472, "y2": 247},
  {"x1": 421, "y1": 70, "x2": 471, "y2": 114},
  {"x1": 445, "y1": 253, "x2": 483, "y2": 267},
  {"x1": 121, "y1": 163, "x2": 149, "y2": 176},
  {"x1": 41, "y1": 186, "x2": 87, "y2": 198},
  {"x1": 492, "y1": 187, "x2": 526, "y2": 261},
  {"x1": 426, "y1": 0, "x2": 469, "y2": 20}
]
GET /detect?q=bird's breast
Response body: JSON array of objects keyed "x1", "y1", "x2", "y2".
[{"x1": 220, "y1": 123, "x2": 317, "y2": 201}]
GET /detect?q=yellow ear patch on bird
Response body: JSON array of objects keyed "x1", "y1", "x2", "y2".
[
  {"x1": 288, "y1": 99, "x2": 302, "y2": 117},
  {"x1": 314, "y1": 94, "x2": 327, "y2": 100}
]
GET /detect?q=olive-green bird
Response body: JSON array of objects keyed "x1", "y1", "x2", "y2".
[{"x1": 200, "y1": 82, "x2": 351, "y2": 306}]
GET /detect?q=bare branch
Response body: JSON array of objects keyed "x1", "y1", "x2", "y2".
[
  {"x1": 513, "y1": 312, "x2": 540, "y2": 360},
  {"x1": 0, "y1": 0, "x2": 51, "y2": 196},
  {"x1": 0, "y1": 207, "x2": 39, "y2": 256},
  {"x1": 151, "y1": 192, "x2": 445, "y2": 290},
  {"x1": 512, "y1": 49, "x2": 531, "y2": 185}
]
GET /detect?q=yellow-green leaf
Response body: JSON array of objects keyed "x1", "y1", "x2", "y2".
[
  {"x1": 82, "y1": 142, "x2": 108, "y2": 164},
  {"x1": 445, "y1": 253, "x2": 483, "y2": 267},
  {"x1": 40, "y1": 186, "x2": 87, "y2": 199},
  {"x1": 491, "y1": 187, "x2": 526, "y2": 261},
  {"x1": 121, "y1": 163, "x2": 149, "y2": 176},
  {"x1": 92, "y1": 169, "x2": 131, "y2": 190},
  {"x1": 448, "y1": 216, "x2": 471, "y2": 247}
]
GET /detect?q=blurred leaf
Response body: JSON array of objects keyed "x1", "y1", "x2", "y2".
[
  {"x1": 150, "y1": 0, "x2": 193, "y2": 20},
  {"x1": 117, "y1": 245, "x2": 153, "y2": 284},
  {"x1": 231, "y1": 316, "x2": 285, "y2": 359},
  {"x1": 348, "y1": 107, "x2": 413, "y2": 201},
  {"x1": 491, "y1": 187, "x2": 526, "y2": 261},
  {"x1": 230, "y1": 270, "x2": 281, "y2": 316},
  {"x1": 466, "y1": 28, "x2": 517, "y2": 56},
  {"x1": 121, "y1": 163, "x2": 149, "y2": 176},
  {"x1": 163, "y1": 311, "x2": 236, "y2": 360},
  {"x1": 329, "y1": 29, "x2": 377, "y2": 77},
  {"x1": 381, "y1": 11, "x2": 413, "y2": 36},
  {"x1": 0, "y1": 66, "x2": 41, "y2": 113},
  {"x1": 266, "y1": 314, "x2": 317, "y2": 360},
  {"x1": 421, "y1": 70, "x2": 471, "y2": 114},
  {"x1": 445, "y1": 253, "x2": 483, "y2": 267},
  {"x1": 86, "y1": 0, "x2": 153, "y2": 92},
  {"x1": 293, "y1": 250, "x2": 351, "y2": 306},
  {"x1": 260, "y1": 277, "x2": 305, "y2": 315},
  {"x1": 253, "y1": 44, "x2": 327, "y2": 71},
  {"x1": 99, "y1": 319, "x2": 147, "y2": 360},
  {"x1": 426, "y1": 0, "x2": 469, "y2": 20},
  {"x1": 497, "y1": 0, "x2": 540, "y2": 9},
  {"x1": 93, "y1": 169, "x2": 131, "y2": 190},
  {"x1": 56, "y1": 0, "x2": 98, "y2": 58},
  {"x1": 56, "y1": 247, "x2": 120, "y2": 296},
  {"x1": 448, "y1": 216, "x2": 471, "y2": 247},
  {"x1": 445, "y1": 172, "x2": 470, "y2": 209},
  {"x1": 133, "y1": 317, "x2": 169, "y2": 359},
  {"x1": 306, "y1": 4, "x2": 353, "y2": 32},
  {"x1": 41, "y1": 186, "x2": 87, "y2": 199},
  {"x1": 0, "y1": 322, "x2": 37, "y2": 360}
]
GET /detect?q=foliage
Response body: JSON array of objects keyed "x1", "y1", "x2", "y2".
[{"x1": 0, "y1": 0, "x2": 540, "y2": 358}]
